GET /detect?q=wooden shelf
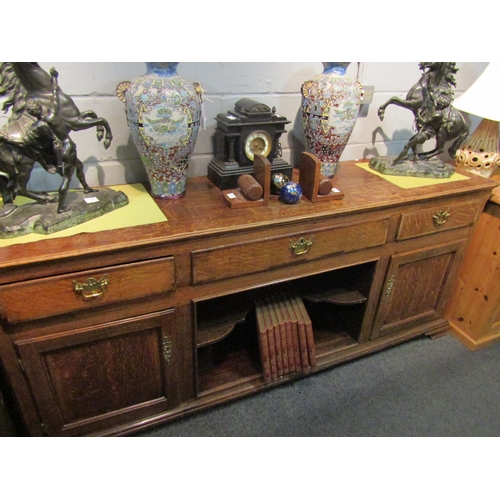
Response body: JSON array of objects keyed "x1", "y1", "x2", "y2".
[
  {"x1": 303, "y1": 287, "x2": 367, "y2": 305},
  {"x1": 196, "y1": 298, "x2": 252, "y2": 347},
  {"x1": 197, "y1": 321, "x2": 261, "y2": 393},
  {"x1": 314, "y1": 328, "x2": 358, "y2": 357},
  {"x1": 195, "y1": 264, "x2": 375, "y2": 393}
]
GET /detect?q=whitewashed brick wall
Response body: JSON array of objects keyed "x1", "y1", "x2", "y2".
[{"x1": 2, "y1": 62, "x2": 487, "y2": 191}]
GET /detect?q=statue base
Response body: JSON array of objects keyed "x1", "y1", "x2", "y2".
[
  {"x1": 369, "y1": 156, "x2": 455, "y2": 179},
  {"x1": 0, "y1": 188, "x2": 129, "y2": 239}
]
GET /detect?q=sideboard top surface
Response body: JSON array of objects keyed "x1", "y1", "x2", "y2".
[{"x1": 0, "y1": 161, "x2": 496, "y2": 270}]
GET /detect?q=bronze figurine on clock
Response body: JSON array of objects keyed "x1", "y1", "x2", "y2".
[{"x1": 207, "y1": 98, "x2": 292, "y2": 190}]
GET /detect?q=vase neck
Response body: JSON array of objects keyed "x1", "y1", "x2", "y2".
[
  {"x1": 146, "y1": 62, "x2": 179, "y2": 76},
  {"x1": 322, "y1": 62, "x2": 350, "y2": 76}
]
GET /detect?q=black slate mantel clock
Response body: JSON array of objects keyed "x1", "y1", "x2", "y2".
[{"x1": 207, "y1": 98, "x2": 292, "y2": 190}]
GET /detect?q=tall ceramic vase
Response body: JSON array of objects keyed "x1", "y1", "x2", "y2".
[
  {"x1": 301, "y1": 62, "x2": 362, "y2": 177},
  {"x1": 117, "y1": 62, "x2": 202, "y2": 198}
]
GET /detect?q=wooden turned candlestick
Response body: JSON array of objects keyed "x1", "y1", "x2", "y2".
[
  {"x1": 222, "y1": 154, "x2": 271, "y2": 208},
  {"x1": 318, "y1": 175, "x2": 334, "y2": 195},
  {"x1": 238, "y1": 174, "x2": 263, "y2": 201}
]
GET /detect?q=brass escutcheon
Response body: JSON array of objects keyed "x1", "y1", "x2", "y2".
[
  {"x1": 433, "y1": 209, "x2": 451, "y2": 226},
  {"x1": 162, "y1": 336, "x2": 173, "y2": 364},
  {"x1": 73, "y1": 275, "x2": 109, "y2": 300},
  {"x1": 385, "y1": 274, "x2": 396, "y2": 298},
  {"x1": 290, "y1": 236, "x2": 313, "y2": 256}
]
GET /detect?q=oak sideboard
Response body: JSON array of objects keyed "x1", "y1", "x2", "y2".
[{"x1": 0, "y1": 161, "x2": 495, "y2": 436}]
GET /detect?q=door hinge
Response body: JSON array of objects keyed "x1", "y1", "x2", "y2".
[{"x1": 18, "y1": 358, "x2": 26, "y2": 372}]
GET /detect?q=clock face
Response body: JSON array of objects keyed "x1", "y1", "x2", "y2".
[{"x1": 244, "y1": 130, "x2": 272, "y2": 161}]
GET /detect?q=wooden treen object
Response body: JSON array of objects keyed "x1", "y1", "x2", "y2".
[
  {"x1": 299, "y1": 152, "x2": 344, "y2": 202},
  {"x1": 222, "y1": 154, "x2": 271, "y2": 208}
]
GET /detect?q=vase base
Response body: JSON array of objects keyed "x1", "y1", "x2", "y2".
[
  {"x1": 319, "y1": 162, "x2": 339, "y2": 177},
  {"x1": 150, "y1": 191, "x2": 186, "y2": 200},
  {"x1": 148, "y1": 177, "x2": 188, "y2": 199}
]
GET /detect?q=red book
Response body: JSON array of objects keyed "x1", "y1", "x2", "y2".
[
  {"x1": 277, "y1": 294, "x2": 296, "y2": 373},
  {"x1": 291, "y1": 296, "x2": 310, "y2": 371},
  {"x1": 262, "y1": 298, "x2": 278, "y2": 380},
  {"x1": 284, "y1": 296, "x2": 301, "y2": 371},
  {"x1": 255, "y1": 299, "x2": 272, "y2": 382},
  {"x1": 267, "y1": 296, "x2": 283, "y2": 377},
  {"x1": 272, "y1": 295, "x2": 290, "y2": 375},
  {"x1": 297, "y1": 297, "x2": 317, "y2": 369}
]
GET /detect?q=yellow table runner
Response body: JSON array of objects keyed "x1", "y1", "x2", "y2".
[
  {"x1": 355, "y1": 162, "x2": 468, "y2": 189},
  {"x1": 0, "y1": 183, "x2": 167, "y2": 248}
]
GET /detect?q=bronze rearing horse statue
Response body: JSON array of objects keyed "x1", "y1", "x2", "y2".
[
  {"x1": 378, "y1": 62, "x2": 469, "y2": 165},
  {"x1": 0, "y1": 62, "x2": 113, "y2": 213}
]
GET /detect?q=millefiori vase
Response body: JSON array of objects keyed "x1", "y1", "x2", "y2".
[
  {"x1": 301, "y1": 62, "x2": 362, "y2": 177},
  {"x1": 118, "y1": 62, "x2": 202, "y2": 198}
]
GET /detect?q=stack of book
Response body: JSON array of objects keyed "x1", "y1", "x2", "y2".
[{"x1": 255, "y1": 294, "x2": 317, "y2": 382}]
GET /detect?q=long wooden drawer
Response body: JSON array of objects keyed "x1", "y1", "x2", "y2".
[
  {"x1": 397, "y1": 199, "x2": 481, "y2": 241},
  {"x1": 191, "y1": 218, "x2": 389, "y2": 284},
  {"x1": 0, "y1": 257, "x2": 175, "y2": 325}
]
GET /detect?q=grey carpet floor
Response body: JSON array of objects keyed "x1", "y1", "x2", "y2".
[{"x1": 135, "y1": 334, "x2": 500, "y2": 437}]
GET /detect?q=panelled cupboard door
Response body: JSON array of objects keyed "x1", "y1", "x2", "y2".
[
  {"x1": 372, "y1": 241, "x2": 465, "y2": 339},
  {"x1": 15, "y1": 310, "x2": 177, "y2": 436}
]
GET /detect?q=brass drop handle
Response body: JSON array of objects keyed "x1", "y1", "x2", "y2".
[
  {"x1": 433, "y1": 209, "x2": 451, "y2": 226},
  {"x1": 73, "y1": 275, "x2": 109, "y2": 299},
  {"x1": 290, "y1": 236, "x2": 313, "y2": 256}
]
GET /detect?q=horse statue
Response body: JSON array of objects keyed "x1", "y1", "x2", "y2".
[
  {"x1": 0, "y1": 62, "x2": 113, "y2": 213},
  {"x1": 378, "y1": 62, "x2": 469, "y2": 166}
]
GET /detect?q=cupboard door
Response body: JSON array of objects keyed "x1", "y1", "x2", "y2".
[
  {"x1": 15, "y1": 310, "x2": 178, "y2": 436},
  {"x1": 372, "y1": 241, "x2": 465, "y2": 339}
]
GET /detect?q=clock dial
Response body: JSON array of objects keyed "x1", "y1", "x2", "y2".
[{"x1": 244, "y1": 130, "x2": 272, "y2": 161}]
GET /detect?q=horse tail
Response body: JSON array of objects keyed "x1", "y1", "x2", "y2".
[
  {"x1": 0, "y1": 169, "x2": 15, "y2": 204},
  {"x1": 448, "y1": 127, "x2": 469, "y2": 159},
  {"x1": 0, "y1": 63, "x2": 27, "y2": 119}
]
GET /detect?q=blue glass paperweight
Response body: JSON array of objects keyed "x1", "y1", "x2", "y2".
[{"x1": 280, "y1": 182, "x2": 302, "y2": 204}]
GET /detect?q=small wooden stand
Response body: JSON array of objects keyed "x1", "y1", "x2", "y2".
[
  {"x1": 222, "y1": 154, "x2": 271, "y2": 208},
  {"x1": 299, "y1": 152, "x2": 344, "y2": 202}
]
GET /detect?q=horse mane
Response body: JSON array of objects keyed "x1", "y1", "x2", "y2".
[
  {"x1": 421, "y1": 62, "x2": 458, "y2": 87},
  {"x1": 443, "y1": 63, "x2": 458, "y2": 87},
  {"x1": 0, "y1": 62, "x2": 28, "y2": 120}
]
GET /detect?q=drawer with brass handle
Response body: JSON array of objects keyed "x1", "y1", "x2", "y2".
[
  {"x1": 290, "y1": 236, "x2": 314, "y2": 256},
  {"x1": 397, "y1": 200, "x2": 481, "y2": 241},
  {"x1": 0, "y1": 257, "x2": 175, "y2": 325},
  {"x1": 73, "y1": 275, "x2": 110, "y2": 300},
  {"x1": 191, "y1": 217, "x2": 389, "y2": 284}
]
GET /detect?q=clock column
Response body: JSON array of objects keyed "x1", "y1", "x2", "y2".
[{"x1": 227, "y1": 136, "x2": 237, "y2": 163}]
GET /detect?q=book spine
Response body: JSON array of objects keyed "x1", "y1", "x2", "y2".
[
  {"x1": 262, "y1": 299, "x2": 278, "y2": 380},
  {"x1": 297, "y1": 298, "x2": 317, "y2": 369},
  {"x1": 270, "y1": 296, "x2": 287, "y2": 375},
  {"x1": 278, "y1": 294, "x2": 296, "y2": 373},
  {"x1": 284, "y1": 296, "x2": 302, "y2": 371},
  {"x1": 291, "y1": 296, "x2": 310, "y2": 371},
  {"x1": 255, "y1": 300, "x2": 272, "y2": 382},
  {"x1": 267, "y1": 296, "x2": 283, "y2": 377}
]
